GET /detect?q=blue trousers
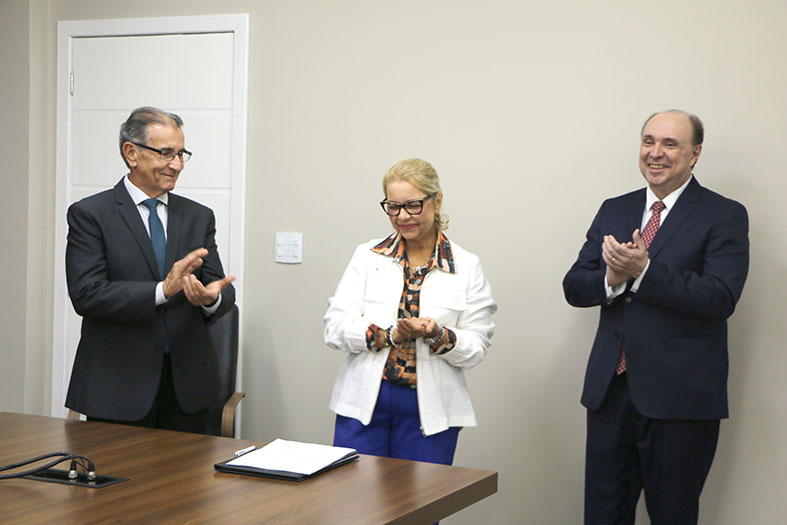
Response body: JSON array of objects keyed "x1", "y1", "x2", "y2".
[{"x1": 333, "y1": 380, "x2": 460, "y2": 465}]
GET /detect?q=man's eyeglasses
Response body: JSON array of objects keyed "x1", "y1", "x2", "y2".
[
  {"x1": 380, "y1": 195, "x2": 433, "y2": 217},
  {"x1": 131, "y1": 142, "x2": 192, "y2": 162}
]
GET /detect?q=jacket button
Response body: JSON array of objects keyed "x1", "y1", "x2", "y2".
[{"x1": 625, "y1": 297, "x2": 632, "y2": 303}]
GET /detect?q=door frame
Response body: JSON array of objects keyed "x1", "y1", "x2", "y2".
[{"x1": 52, "y1": 14, "x2": 249, "y2": 421}]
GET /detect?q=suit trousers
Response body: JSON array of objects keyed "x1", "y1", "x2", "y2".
[
  {"x1": 88, "y1": 352, "x2": 210, "y2": 433},
  {"x1": 585, "y1": 372, "x2": 720, "y2": 525}
]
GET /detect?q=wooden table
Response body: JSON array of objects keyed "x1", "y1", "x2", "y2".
[{"x1": 0, "y1": 412, "x2": 497, "y2": 523}]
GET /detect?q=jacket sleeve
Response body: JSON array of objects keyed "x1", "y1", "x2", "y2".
[
  {"x1": 439, "y1": 254, "x2": 497, "y2": 369},
  {"x1": 323, "y1": 245, "x2": 374, "y2": 354},
  {"x1": 635, "y1": 201, "x2": 749, "y2": 320},
  {"x1": 66, "y1": 200, "x2": 158, "y2": 323},
  {"x1": 563, "y1": 203, "x2": 609, "y2": 308}
]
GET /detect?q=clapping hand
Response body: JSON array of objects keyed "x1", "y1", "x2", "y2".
[
  {"x1": 162, "y1": 247, "x2": 235, "y2": 306},
  {"x1": 602, "y1": 229, "x2": 649, "y2": 287}
]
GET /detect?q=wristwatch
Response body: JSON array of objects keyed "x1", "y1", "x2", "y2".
[{"x1": 423, "y1": 326, "x2": 445, "y2": 345}]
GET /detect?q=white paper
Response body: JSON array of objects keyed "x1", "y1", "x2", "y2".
[{"x1": 227, "y1": 438, "x2": 356, "y2": 475}]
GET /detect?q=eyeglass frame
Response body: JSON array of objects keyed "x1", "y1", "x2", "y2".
[
  {"x1": 379, "y1": 194, "x2": 434, "y2": 217},
  {"x1": 130, "y1": 141, "x2": 192, "y2": 162}
]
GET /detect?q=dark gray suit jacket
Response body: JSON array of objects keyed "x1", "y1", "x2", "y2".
[{"x1": 65, "y1": 178, "x2": 235, "y2": 420}]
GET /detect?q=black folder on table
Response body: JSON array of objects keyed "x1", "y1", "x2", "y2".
[
  {"x1": 214, "y1": 439, "x2": 359, "y2": 482},
  {"x1": 214, "y1": 453, "x2": 358, "y2": 481}
]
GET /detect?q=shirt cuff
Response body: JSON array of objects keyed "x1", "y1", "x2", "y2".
[
  {"x1": 604, "y1": 276, "x2": 626, "y2": 303},
  {"x1": 629, "y1": 260, "x2": 650, "y2": 293},
  {"x1": 201, "y1": 293, "x2": 222, "y2": 315},
  {"x1": 431, "y1": 328, "x2": 457, "y2": 355},
  {"x1": 155, "y1": 282, "x2": 167, "y2": 305},
  {"x1": 365, "y1": 323, "x2": 386, "y2": 352}
]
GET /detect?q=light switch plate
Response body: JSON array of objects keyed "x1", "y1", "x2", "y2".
[{"x1": 275, "y1": 232, "x2": 303, "y2": 264}]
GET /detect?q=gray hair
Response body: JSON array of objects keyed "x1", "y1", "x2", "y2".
[{"x1": 119, "y1": 106, "x2": 183, "y2": 168}]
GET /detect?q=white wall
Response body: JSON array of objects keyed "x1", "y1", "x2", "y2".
[{"x1": 4, "y1": 0, "x2": 786, "y2": 523}]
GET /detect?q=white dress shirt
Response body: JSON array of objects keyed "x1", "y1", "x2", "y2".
[
  {"x1": 605, "y1": 175, "x2": 693, "y2": 300},
  {"x1": 124, "y1": 176, "x2": 220, "y2": 314}
]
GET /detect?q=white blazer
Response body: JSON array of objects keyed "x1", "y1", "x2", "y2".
[{"x1": 324, "y1": 237, "x2": 496, "y2": 436}]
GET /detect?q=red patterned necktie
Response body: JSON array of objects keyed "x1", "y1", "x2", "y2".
[{"x1": 615, "y1": 200, "x2": 666, "y2": 375}]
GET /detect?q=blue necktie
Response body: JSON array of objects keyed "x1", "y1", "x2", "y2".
[{"x1": 141, "y1": 198, "x2": 166, "y2": 280}]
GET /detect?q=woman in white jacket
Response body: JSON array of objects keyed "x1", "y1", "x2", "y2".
[{"x1": 324, "y1": 158, "x2": 496, "y2": 465}]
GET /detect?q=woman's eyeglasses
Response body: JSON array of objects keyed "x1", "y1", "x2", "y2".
[{"x1": 379, "y1": 195, "x2": 433, "y2": 217}]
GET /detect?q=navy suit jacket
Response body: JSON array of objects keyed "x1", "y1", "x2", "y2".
[
  {"x1": 563, "y1": 177, "x2": 749, "y2": 420},
  {"x1": 65, "y1": 178, "x2": 235, "y2": 421}
]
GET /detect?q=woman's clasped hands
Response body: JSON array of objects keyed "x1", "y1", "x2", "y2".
[{"x1": 391, "y1": 317, "x2": 441, "y2": 344}]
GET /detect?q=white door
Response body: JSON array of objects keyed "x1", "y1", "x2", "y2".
[{"x1": 53, "y1": 15, "x2": 249, "y2": 419}]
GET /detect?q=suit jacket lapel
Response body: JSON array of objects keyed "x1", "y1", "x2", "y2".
[
  {"x1": 114, "y1": 180, "x2": 160, "y2": 279},
  {"x1": 165, "y1": 194, "x2": 182, "y2": 273},
  {"x1": 626, "y1": 189, "x2": 646, "y2": 237},
  {"x1": 647, "y1": 177, "x2": 700, "y2": 259},
  {"x1": 620, "y1": 190, "x2": 646, "y2": 293}
]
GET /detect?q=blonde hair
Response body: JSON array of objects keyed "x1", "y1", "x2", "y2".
[{"x1": 383, "y1": 158, "x2": 448, "y2": 230}]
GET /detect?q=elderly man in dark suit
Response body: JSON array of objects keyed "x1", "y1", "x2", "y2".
[
  {"x1": 65, "y1": 106, "x2": 235, "y2": 433},
  {"x1": 563, "y1": 110, "x2": 749, "y2": 524}
]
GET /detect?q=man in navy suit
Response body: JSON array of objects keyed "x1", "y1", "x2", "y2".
[
  {"x1": 65, "y1": 107, "x2": 235, "y2": 433},
  {"x1": 563, "y1": 110, "x2": 749, "y2": 524}
]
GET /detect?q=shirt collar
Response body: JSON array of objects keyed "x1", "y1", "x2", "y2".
[
  {"x1": 124, "y1": 175, "x2": 169, "y2": 206},
  {"x1": 371, "y1": 230, "x2": 456, "y2": 274},
  {"x1": 645, "y1": 174, "x2": 692, "y2": 212}
]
